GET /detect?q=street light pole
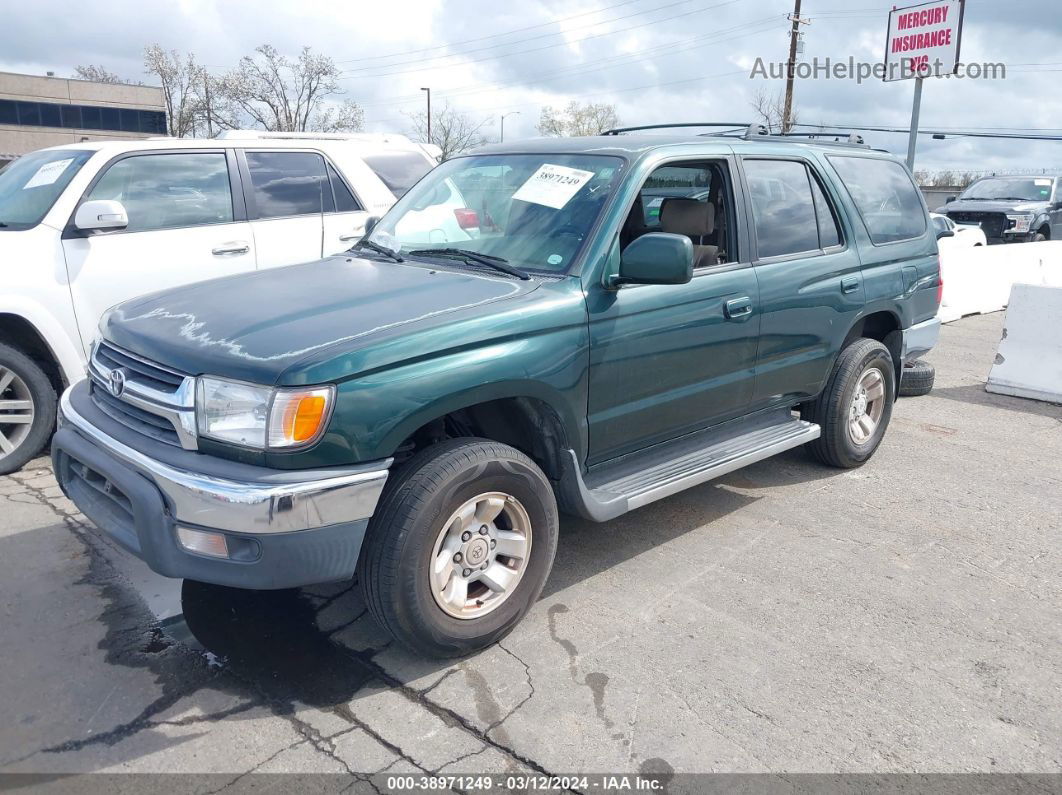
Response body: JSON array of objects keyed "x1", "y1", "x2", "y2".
[
  {"x1": 500, "y1": 111, "x2": 520, "y2": 142},
  {"x1": 420, "y1": 87, "x2": 431, "y2": 145}
]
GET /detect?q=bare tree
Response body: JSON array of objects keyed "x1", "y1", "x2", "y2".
[
  {"x1": 144, "y1": 45, "x2": 204, "y2": 137},
  {"x1": 73, "y1": 64, "x2": 138, "y2": 84},
  {"x1": 216, "y1": 45, "x2": 363, "y2": 133},
  {"x1": 405, "y1": 103, "x2": 492, "y2": 160},
  {"x1": 537, "y1": 101, "x2": 619, "y2": 137},
  {"x1": 750, "y1": 88, "x2": 797, "y2": 134}
]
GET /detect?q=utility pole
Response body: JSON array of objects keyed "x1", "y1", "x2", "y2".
[
  {"x1": 420, "y1": 87, "x2": 431, "y2": 145},
  {"x1": 203, "y1": 72, "x2": 213, "y2": 138},
  {"x1": 781, "y1": 0, "x2": 810, "y2": 134}
]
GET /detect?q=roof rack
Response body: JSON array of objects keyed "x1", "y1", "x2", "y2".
[
  {"x1": 601, "y1": 122, "x2": 870, "y2": 148},
  {"x1": 602, "y1": 122, "x2": 755, "y2": 136}
]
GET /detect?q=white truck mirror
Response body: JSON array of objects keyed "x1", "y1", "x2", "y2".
[{"x1": 74, "y1": 200, "x2": 129, "y2": 232}]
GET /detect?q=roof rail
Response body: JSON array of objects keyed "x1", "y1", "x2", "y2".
[
  {"x1": 601, "y1": 122, "x2": 753, "y2": 136},
  {"x1": 215, "y1": 130, "x2": 414, "y2": 144},
  {"x1": 601, "y1": 122, "x2": 868, "y2": 147}
]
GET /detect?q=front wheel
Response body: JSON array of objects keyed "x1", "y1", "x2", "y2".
[
  {"x1": 802, "y1": 338, "x2": 895, "y2": 469},
  {"x1": 0, "y1": 343, "x2": 57, "y2": 475},
  {"x1": 359, "y1": 438, "x2": 558, "y2": 658}
]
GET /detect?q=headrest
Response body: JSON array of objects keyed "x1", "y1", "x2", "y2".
[{"x1": 660, "y1": 198, "x2": 715, "y2": 237}]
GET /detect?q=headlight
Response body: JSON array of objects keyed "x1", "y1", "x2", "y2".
[
  {"x1": 1007, "y1": 214, "x2": 1033, "y2": 233},
  {"x1": 196, "y1": 377, "x2": 334, "y2": 450}
]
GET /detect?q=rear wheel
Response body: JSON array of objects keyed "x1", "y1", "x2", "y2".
[
  {"x1": 0, "y1": 343, "x2": 57, "y2": 475},
  {"x1": 359, "y1": 438, "x2": 558, "y2": 658},
  {"x1": 802, "y1": 338, "x2": 895, "y2": 469}
]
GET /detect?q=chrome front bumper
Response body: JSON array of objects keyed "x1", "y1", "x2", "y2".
[
  {"x1": 901, "y1": 317, "x2": 941, "y2": 362},
  {"x1": 58, "y1": 386, "x2": 390, "y2": 536}
]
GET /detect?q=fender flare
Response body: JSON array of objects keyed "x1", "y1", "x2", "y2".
[{"x1": 0, "y1": 299, "x2": 86, "y2": 385}]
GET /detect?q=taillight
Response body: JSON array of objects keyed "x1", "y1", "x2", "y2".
[
  {"x1": 936, "y1": 254, "x2": 944, "y2": 305},
  {"x1": 453, "y1": 208, "x2": 479, "y2": 229}
]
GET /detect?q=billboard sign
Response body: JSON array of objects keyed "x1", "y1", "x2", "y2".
[{"x1": 884, "y1": 0, "x2": 965, "y2": 81}]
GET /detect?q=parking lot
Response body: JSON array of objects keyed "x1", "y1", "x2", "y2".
[{"x1": 0, "y1": 311, "x2": 1059, "y2": 780}]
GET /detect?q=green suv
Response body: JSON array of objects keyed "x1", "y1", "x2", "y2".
[{"x1": 53, "y1": 125, "x2": 943, "y2": 657}]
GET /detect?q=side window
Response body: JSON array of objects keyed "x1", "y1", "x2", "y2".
[
  {"x1": 829, "y1": 156, "x2": 926, "y2": 243},
  {"x1": 620, "y1": 160, "x2": 734, "y2": 266},
  {"x1": 361, "y1": 152, "x2": 434, "y2": 198},
  {"x1": 809, "y1": 171, "x2": 842, "y2": 248},
  {"x1": 245, "y1": 152, "x2": 333, "y2": 219},
  {"x1": 86, "y1": 153, "x2": 234, "y2": 233},
  {"x1": 744, "y1": 159, "x2": 819, "y2": 258},
  {"x1": 327, "y1": 163, "x2": 361, "y2": 212}
]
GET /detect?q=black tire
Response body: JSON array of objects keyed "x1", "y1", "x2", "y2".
[
  {"x1": 359, "y1": 438, "x2": 559, "y2": 658},
  {"x1": 0, "y1": 342, "x2": 57, "y2": 475},
  {"x1": 898, "y1": 359, "x2": 935, "y2": 398},
  {"x1": 802, "y1": 338, "x2": 895, "y2": 469},
  {"x1": 1032, "y1": 232, "x2": 1047, "y2": 243}
]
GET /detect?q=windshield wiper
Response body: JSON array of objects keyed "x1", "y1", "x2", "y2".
[
  {"x1": 353, "y1": 239, "x2": 404, "y2": 263},
  {"x1": 407, "y1": 248, "x2": 531, "y2": 281},
  {"x1": 992, "y1": 197, "x2": 1037, "y2": 202}
]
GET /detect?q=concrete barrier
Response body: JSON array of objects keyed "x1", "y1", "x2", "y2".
[
  {"x1": 986, "y1": 283, "x2": 1062, "y2": 403},
  {"x1": 937, "y1": 240, "x2": 1062, "y2": 323}
]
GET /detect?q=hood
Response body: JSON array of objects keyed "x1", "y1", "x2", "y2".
[
  {"x1": 941, "y1": 199, "x2": 1051, "y2": 215},
  {"x1": 103, "y1": 256, "x2": 537, "y2": 385}
]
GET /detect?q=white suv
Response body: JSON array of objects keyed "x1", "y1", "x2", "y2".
[{"x1": 0, "y1": 131, "x2": 443, "y2": 473}]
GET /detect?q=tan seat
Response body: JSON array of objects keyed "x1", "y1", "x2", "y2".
[{"x1": 660, "y1": 198, "x2": 719, "y2": 268}]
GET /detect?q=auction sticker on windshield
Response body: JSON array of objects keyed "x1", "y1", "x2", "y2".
[
  {"x1": 23, "y1": 158, "x2": 74, "y2": 189},
  {"x1": 512, "y1": 164, "x2": 595, "y2": 209}
]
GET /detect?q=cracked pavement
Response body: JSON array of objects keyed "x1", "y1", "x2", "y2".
[{"x1": 0, "y1": 313, "x2": 1059, "y2": 783}]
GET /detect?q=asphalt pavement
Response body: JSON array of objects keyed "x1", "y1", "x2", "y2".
[{"x1": 1, "y1": 312, "x2": 1059, "y2": 786}]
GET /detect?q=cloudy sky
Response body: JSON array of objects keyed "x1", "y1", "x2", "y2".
[{"x1": 3, "y1": 0, "x2": 1060, "y2": 172}]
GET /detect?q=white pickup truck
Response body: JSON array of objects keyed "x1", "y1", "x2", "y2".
[{"x1": 0, "y1": 131, "x2": 449, "y2": 472}]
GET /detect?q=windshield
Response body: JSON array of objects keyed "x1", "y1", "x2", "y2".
[
  {"x1": 368, "y1": 153, "x2": 625, "y2": 274},
  {"x1": 960, "y1": 177, "x2": 1055, "y2": 202},
  {"x1": 0, "y1": 148, "x2": 94, "y2": 229}
]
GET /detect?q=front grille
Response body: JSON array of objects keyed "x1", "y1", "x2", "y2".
[
  {"x1": 90, "y1": 383, "x2": 182, "y2": 446},
  {"x1": 88, "y1": 341, "x2": 196, "y2": 449},
  {"x1": 948, "y1": 211, "x2": 1005, "y2": 239},
  {"x1": 94, "y1": 341, "x2": 184, "y2": 393}
]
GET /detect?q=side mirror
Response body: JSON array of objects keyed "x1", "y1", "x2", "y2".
[
  {"x1": 612, "y1": 233, "x2": 693, "y2": 287},
  {"x1": 936, "y1": 228, "x2": 955, "y2": 240},
  {"x1": 945, "y1": 196, "x2": 956, "y2": 204},
  {"x1": 74, "y1": 199, "x2": 128, "y2": 232},
  {"x1": 364, "y1": 216, "x2": 380, "y2": 236}
]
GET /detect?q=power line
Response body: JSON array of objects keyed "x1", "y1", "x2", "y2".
[
  {"x1": 352, "y1": 15, "x2": 781, "y2": 111},
  {"x1": 338, "y1": 0, "x2": 744, "y2": 78},
  {"x1": 335, "y1": 0, "x2": 649, "y2": 64}
]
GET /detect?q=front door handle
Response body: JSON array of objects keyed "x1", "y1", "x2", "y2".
[
  {"x1": 338, "y1": 229, "x2": 364, "y2": 241},
  {"x1": 212, "y1": 241, "x2": 250, "y2": 256},
  {"x1": 841, "y1": 276, "x2": 860, "y2": 294},
  {"x1": 724, "y1": 297, "x2": 753, "y2": 319}
]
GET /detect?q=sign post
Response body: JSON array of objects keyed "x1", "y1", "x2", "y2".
[{"x1": 884, "y1": 0, "x2": 965, "y2": 169}]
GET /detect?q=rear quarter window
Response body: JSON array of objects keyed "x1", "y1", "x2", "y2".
[{"x1": 828, "y1": 156, "x2": 926, "y2": 244}]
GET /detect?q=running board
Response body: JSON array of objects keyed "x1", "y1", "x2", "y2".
[{"x1": 558, "y1": 410, "x2": 820, "y2": 522}]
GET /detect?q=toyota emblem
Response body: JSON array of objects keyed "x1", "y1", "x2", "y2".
[{"x1": 108, "y1": 368, "x2": 127, "y2": 398}]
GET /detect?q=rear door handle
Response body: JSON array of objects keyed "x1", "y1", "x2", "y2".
[
  {"x1": 724, "y1": 297, "x2": 753, "y2": 319},
  {"x1": 212, "y1": 241, "x2": 250, "y2": 256},
  {"x1": 841, "y1": 276, "x2": 860, "y2": 294}
]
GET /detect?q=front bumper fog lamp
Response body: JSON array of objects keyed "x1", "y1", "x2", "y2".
[{"x1": 177, "y1": 526, "x2": 230, "y2": 559}]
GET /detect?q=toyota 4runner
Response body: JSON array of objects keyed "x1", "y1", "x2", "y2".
[{"x1": 53, "y1": 124, "x2": 943, "y2": 657}]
